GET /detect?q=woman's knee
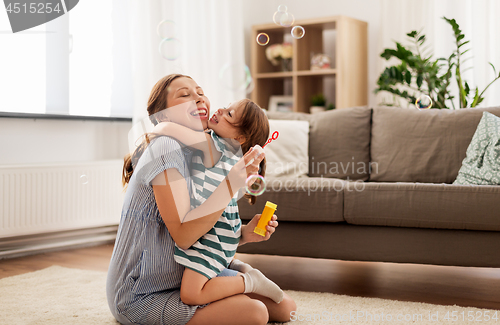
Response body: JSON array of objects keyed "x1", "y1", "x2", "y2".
[
  {"x1": 274, "y1": 294, "x2": 297, "y2": 323},
  {"x1": 247, "y1": 298, "x2": 269, "y2": 325}
]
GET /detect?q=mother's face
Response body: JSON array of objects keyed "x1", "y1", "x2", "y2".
[{"x1": 163, "y1": 77, "x2": 210, "y2": 131}]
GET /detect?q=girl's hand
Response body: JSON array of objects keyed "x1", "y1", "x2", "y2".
[
  {"x1": 244, "y1": 145, "x2": 265, "y2": 182},
  {"x1": 227, "y1": 146, "x2": 264, "y2": 191},
  {"x1": 240, "y1": 214, "x2": 278, "y2": 245}
]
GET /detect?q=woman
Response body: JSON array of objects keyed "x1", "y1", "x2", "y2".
[{"x1": 107, "y1": 74, "x2": 296, "y2": 325}]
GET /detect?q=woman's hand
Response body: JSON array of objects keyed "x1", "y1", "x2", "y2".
[{"x1": 239, "y1": 214, "x2": 278, "y2": 246}]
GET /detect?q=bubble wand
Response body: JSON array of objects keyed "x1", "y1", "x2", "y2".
[{"x1": 244, "y1": 131, "x2": 279, "y2": 167}]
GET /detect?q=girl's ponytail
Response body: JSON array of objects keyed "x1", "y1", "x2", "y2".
[{"x1": 122, "y1": 153, "x2": 134, "y2": 186}]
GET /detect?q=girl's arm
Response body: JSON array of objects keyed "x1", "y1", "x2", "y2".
[
  {"x1": 153, "y1": 148, "x2": 263, "y2": 249},
  {"x1": 152, "y1": 122, "x2": 221, "y2": 168}
]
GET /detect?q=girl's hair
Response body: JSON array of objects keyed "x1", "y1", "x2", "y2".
[
  {"x1": 122, "y1": 74, "x2": 191, "y2": 185},
  {"x1": 232, "y1": 99, "x2": 270, "y2": 205}
]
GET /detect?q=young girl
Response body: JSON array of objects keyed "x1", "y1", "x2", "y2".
[{"x1": 152, "y1": 98, "x2": 284, "y2": 306}]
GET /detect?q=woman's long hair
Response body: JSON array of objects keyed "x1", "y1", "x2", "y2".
[{"x1": 122, "y1": 74, "x2": 191, "y2": 186}]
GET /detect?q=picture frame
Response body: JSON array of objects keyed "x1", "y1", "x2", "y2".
[{"x1": 268, "y1": 95, "x2": 294, "y2": 113}]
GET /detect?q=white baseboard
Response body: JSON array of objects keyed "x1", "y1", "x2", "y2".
[{"x1": 0, "y1": 226, "x2": 118, "y2": 259}]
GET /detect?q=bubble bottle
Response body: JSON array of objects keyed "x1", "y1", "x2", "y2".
[{"x1": 253, "y1": 201, "x2": 277, "y2": 237}]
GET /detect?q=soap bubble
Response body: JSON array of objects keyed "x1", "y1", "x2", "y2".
[
  {"x1": 273, "y1": 11, "x2": 295, "y2": 27},
  {"x1": 157, "y1": 20, "x2": 176, "y2": 39},
  {"x1": 291, "y1": 26, "x2": 305, "y2": 39},
  {"x1": 277, "y1": 4, "x2": 287, "y2": 12},
  {"x1": 256, "y1": 33, "x2": 270, "y2": 46},
  {"x1": 80, "y1": 174, "x2": 88, "y2": 185},
  {"x1": 415, "y1": 95, "x2": 432, "y2": 110},
  {"x1": 159, "y1": 38, "x2": 181, "y2": 60},
  {"x1": 246, "y1": 174, "x2": 266, "y2": 196},
  {"x1": 219, "y1": 62, "x2": 253, "y2": 94},
  {"x1": 245, "y1": 78, "x2": 255, "y2": 94}
]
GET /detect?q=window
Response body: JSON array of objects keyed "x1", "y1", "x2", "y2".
[{"x1": 0, "y1": 0, "x2": 133, "y2": 117}]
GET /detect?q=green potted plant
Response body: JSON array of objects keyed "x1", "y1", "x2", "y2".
[
  {"x1": 310, "y1": 93, "x2": 326, "y2": 114},
  {"x1": 375, "y1": 17, "x2": 500, "y2": 109}
]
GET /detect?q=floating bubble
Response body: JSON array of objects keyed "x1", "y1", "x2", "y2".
[
  {"x1": 273, "y1": 11, "x2": 295, "y2": 27},
  {"x1": 159, "y1": 38, "x2": 181, "y2": 60},
  {"x1": 415, "y1": 95, "x2": 432, "y2": 110},
  {"x1": 246, "y1": 174, "x2": 266, "y2": 196},
  {"x1": 219, "y1": 62, "x2": 253, "y2": 93},
  {"x1": 245, "y1": 78, "x2": 255, "y2": 94},
  {"x1": 256, "y1": 33, "x2": 270, "y2": 46},
  {"x1": 157, "y1": 20, "x2": 176, "y2": 39},
  {"x1": 80, "y1": 174, "x2": 88, "y2": 185},
  {"x1": 277, "y1": 4, "x2": 287, "y2": 12},
  {"x1": 291, "y1": 26, "x2": 305, "y2": 39}
]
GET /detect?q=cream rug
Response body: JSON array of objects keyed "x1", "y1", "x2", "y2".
[{"x1": 0, "y1": 266, "x2": 498, "y2": 325}]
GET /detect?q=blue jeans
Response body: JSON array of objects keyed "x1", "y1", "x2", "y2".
[{"x1": 216, "y1": 268, "x2": 239, "y2": 277}]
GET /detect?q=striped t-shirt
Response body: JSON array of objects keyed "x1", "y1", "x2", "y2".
[{"x1": 174, "y1": 131, "x2": 243, "y2": 279}]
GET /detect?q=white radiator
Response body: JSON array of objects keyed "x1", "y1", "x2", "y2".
[{"x1": 0, "y1": 160, "x2": 124, "y2": 239}]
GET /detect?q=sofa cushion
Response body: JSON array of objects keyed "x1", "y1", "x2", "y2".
[
  {"x1": 370, "y1": 106, "x2": 500, "y2": 183},
  {"x1": 238, "y1": 177, "x2": 345, "y2": 223},
  {"x1": 454, "y1": 112, "x2": 500, "y2": 185},
  {"x1": 264, "y1": 119, "x2": 309, "y2": 178},
  {"x1": 267, "y1": 106, "x2": 372, "y2": 180},
  {"x1": 343, "y1": 182, "x2": 500, "y2": 231}
]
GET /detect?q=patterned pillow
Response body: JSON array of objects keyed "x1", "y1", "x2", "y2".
[{"x1": 454, "y1": 112, "x2": 500, "y2": 185}]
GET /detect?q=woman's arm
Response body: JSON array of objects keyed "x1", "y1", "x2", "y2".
[
  {"x1": 152, "y1": 122, "x2": 221, "y2": 168},
  {"x1": 153, "y1": 147, "x2": 263, "y2": 249},
  {"x1": 153, "y1": 169, "x2": 229, "y2": 249}
]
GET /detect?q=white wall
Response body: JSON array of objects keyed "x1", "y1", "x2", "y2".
[
  {"x1": 241, "y1": 0, "x2": 382, "y2": 107},
  {"x1": 0, "y1": 118, "x2": 131, "y2": 165}
]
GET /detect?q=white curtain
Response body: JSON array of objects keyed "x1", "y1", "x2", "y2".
[
  {"x1": 378, "y1": 0, "x2": 500, "y2": 108},
  {"x1": 126, "y1": 0, "x2": 246, "y2": 123}
]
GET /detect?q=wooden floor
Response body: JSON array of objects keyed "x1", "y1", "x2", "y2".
[{"x1": 1, "y1": 244, "x2": 499, "y2": 310}]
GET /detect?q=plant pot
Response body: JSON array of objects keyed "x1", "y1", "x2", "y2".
[
  {"x1": 310, "y1": 106, "x2": 326, "y2": 114},
  {"x1": 281, "y1": 59, "x2": 292, "y2": 72}
]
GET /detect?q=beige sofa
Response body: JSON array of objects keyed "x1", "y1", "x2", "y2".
[{"x1": 238, "y1": 106, "x2": 500, "y2": 267}]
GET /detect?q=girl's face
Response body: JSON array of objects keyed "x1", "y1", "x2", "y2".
[
  {"x1": 207, "y1": 100, "x2": 245, "y2": 143},
  {"x1": 163, "y1": 77, "x2": 210, "y2": 130}
]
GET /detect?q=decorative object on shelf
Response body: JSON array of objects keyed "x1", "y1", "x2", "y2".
[
  {"x1": 310, "y1": 53, "x2": 331, "y2": 70},
  {"x1": 266, "y1": 43, "x2": 293, "y2": 71},
  {"x1": 375, "y1": 17, "x2": 500, "y2": 109},
  {"x1": 327, "y1": 103, "x2": 336, "y2": 110},
  {"x1": 281, "y1": 58, "x2": 292, "y2": 72},
  {"x1": 310, "y1": 93, "x2": 326, "y2": 114},
  {"x1": 269, "y1": 95, "x2": 294, "y2": 112}
]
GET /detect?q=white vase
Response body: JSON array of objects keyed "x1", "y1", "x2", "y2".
[{"x1": 310, "y1": 106, "x2": 326, "y2": 114}]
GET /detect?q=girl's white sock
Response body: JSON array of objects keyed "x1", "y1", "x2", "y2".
[
  {"x1": 229, "y1": 259, "x2": 253, "y2": 273},
  {"x1": 241, "y1": 269, "x2": 283, "y2": 304}
]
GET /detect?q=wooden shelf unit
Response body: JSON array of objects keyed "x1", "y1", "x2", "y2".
[{"x1": 251, "y1": 16, "x2": 368, "y2": 113}]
